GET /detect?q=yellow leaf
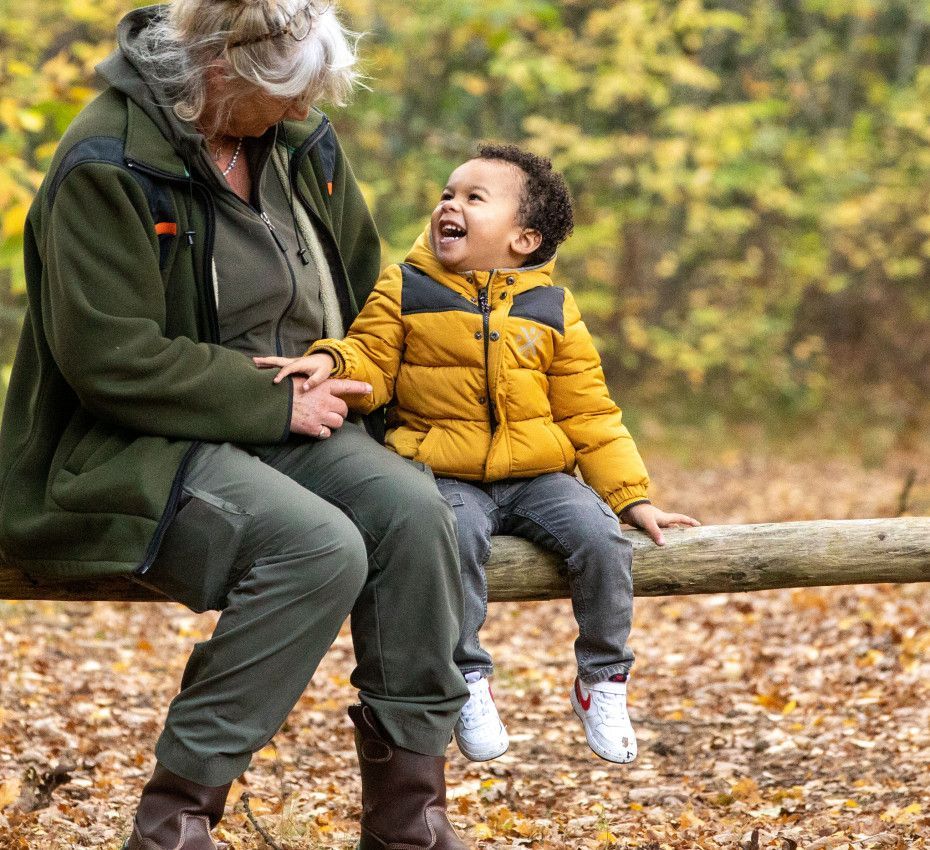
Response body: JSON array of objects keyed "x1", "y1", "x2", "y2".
[
  {"x1": 0, "y1": 778, "x2": 21, "y2": 810},
  {"x1": 730, "y1": 777, "x2": 760, "y2": 801},
  {"x1": 2, "y1": 204, "x2": 29, "y2": 240},
  {"x1": 256, "y1": 745, "x2": 277, "y2": 761},
  {"x1": 68, "y1": 86, "x2": 97, "y2": 102},
  {"x1": 755, "y1": 691, "x2": 789, "y2": 712},
  {"x1": 473, "y1": 823, "x2": 493, "y2": 839},
  {"x1": 897, "y1": 802, "x2": 922, "y2": 821},
  {"x1": 596, "y1": 830, "x2": 617, "y2": 845},
  {"x1": 629, "y1": 802, "x2": 644, "y2": 811},
  {"x1": 17, "y1": 109, "x2": 44, "y2": 133},
  {"x1": 782, "y1": 699, "x2": 798, "y2": 715},
  {"x1": 679, "y1": 810, "x2": 701, "y2": 828},
  {"x1": 7, "y1": 60, "x2": 32, "y2": 77},
  {"x1": 35, "y1": 141, "x2": 60, "y2": 161},
  {"x1": 514, "y1": 820, "x2": 538, "y2": 837}
]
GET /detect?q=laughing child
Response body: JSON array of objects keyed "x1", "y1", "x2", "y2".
[{"x1": 256, "y1": 144, "x2": 699, "y2": 763}]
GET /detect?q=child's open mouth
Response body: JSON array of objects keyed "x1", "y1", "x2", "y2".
[{"x1": 439, "y1": 222, "x2": 466, "y2": 243}]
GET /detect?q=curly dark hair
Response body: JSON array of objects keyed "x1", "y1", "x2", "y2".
[{"x1": 476, "y1": 143, "x2": 574, "y2": 266}]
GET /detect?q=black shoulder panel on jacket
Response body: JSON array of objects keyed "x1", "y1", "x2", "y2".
[
  {"x1": 317, "y1": 122, "x2": 337, "y2": 194},
  {"x1": 400, "y1": 263, "x2": 482, "y2": 316},
  {"x1": 47, "y1": 136, "x2": 127, "y2": 207},
  {"x1": 509, "y1": 286, "x2": 565, "y2": 335},
  {"x1": 46, "y1": 136, "x2": 176, "y2": 270}
]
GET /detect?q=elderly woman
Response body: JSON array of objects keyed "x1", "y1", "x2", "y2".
[{"x1": 0, "y1": 1, "x2": 470, "y2": 848}]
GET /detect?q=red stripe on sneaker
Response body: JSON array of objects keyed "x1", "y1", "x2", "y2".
[{"x1": 574, "y1": 678, "x2": 591, "y2": 711}]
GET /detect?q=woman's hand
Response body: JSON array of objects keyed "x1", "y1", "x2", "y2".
[
  {"x1": 288, "y1": 377, "x2": 372, "y2": 440},
  {"x1": 253, "y1": 353, "x2": 337, "y2": 391},
  {"x1": 619, "y1": 503, "x2": 700, "y2": 546}
]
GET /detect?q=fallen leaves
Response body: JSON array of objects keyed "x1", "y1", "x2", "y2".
[{"x1": 1, "y1": 448, "x2": 930, "y2": 847}]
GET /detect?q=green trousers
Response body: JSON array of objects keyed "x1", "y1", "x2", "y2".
[{"x1": 141, "y1": 423, "x2": 468, "y2": 786}]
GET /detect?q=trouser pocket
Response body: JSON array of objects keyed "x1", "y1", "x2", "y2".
[{"x1": 141, "y1": 487, "x2": 252, "y2": 612}]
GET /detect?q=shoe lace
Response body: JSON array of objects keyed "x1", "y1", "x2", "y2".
[
  {"x1": 460, "y1": 685, "x2": 495, "y2": 728},
  {"x1": 593, "y1": 688, "x2": 629, "y2": 725}
]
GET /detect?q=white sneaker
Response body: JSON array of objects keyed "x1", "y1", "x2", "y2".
[
  {"x1": 570, "y1": 676, "x2": 637, "y2": 764},
  {"x1": 454, "y1": 675, "x2": 509, "y2": 761}
]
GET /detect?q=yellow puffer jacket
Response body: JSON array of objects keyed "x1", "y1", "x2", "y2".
[{"x1": 309, "y1": 227, "x2": 649, "y2": 513}]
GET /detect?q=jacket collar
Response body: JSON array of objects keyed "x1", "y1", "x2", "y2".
[{"x1": 405, "y1": 224, "x2": 557, "y2": 297}]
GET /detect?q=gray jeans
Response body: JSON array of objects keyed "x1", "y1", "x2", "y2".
[{"x1": 435, "y1": 473, "x2": 635, "y2": 685}]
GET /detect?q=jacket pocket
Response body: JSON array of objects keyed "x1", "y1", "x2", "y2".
[
  {"x1": 413, "y1": 425, "x2": 441, "y2": 464},
  {"x1": 544, "y1": 420, "x2": 576, "y2": 469}
]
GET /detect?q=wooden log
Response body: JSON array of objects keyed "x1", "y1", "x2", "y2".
[{"x1": 0, "y1": 518, "x2": 928, "y2": 602}]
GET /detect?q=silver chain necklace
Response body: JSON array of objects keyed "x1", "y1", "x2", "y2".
[{"x1": 219, "y1": 137, "x2": 244, "y2": 177}]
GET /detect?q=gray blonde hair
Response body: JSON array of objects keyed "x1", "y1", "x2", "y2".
[{"x1": 136, "y1": 0, "x2": 359, "y2": 133}]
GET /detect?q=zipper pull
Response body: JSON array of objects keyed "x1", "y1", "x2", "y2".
[
  {"x1": 260, "y1": 210, "x2": 288, "y2": 254},
  {"x1": 478, "y1": 287, "x2": 490, "y2": 314}
]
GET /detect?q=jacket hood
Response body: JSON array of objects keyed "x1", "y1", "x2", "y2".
[
  {"x1": 405, "y1": 224, "x2": 557, "y2": 291},
  {"x1": 96, "y1": 5, "x2": 207, "y2": 170}
]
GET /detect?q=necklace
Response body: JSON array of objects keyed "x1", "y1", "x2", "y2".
[{"x1": 217, "y1": 137, "x2": 244, "y2": 177}]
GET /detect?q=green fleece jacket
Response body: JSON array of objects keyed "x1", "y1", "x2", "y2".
[{"x1": 0, "y1": 7, "x2": 380, "y2": 580}]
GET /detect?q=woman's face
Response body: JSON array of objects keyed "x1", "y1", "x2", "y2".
[
  {"x1": 221, "y1": 90, "x2": 313, "y2": 137},
  {"x1": 203, "y1": 68, "x2": 314, "y2": 138}
]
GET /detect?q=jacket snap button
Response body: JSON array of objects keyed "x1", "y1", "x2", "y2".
[
  {"x1": 478, "y1": 396, "x2": 486, "y2": 404},
  {"x1": 506, "y1": 276, "x2": 515, "y2": 284},
  {"x1": 500, "y1": 292, "x2": 507, "y2": 300},
  {"x1": 489, "y1": 331, "x2": 500, "y2": 341},
  {"x1": 474, "y1": 331, "x2": 482, "y2": 340}
]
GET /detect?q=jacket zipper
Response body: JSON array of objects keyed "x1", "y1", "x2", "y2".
[
  {"x1": 258, "y1": 209, "x2": 300, "y2": 357},
  {"x1": 477, "y1": 278, "x2": 498, "y2": 433},
  {"x1": 125, "y1": 158, "x2": 220, "y2": 343},
  {"x1": 130, "y1": 121, "x2": 334, "y2": 576},
  {"x1": 126, "y1": 158, "x2": 219, "y2": 575},
  {"x1": 289, "y1": 147, "x2": 356, "y2": 324}
]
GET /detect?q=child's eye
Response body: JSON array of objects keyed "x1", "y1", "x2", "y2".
[
  {"x1": 440, "y1": 191, "x2": 452, "y2": 201},
  {"x1": 469, "y1": 192, "x2": 483, "y2": 201}
]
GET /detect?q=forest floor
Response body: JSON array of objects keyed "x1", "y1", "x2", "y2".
[{"x1": 1, "y1": 443, "x2": 929, "y2": 849}]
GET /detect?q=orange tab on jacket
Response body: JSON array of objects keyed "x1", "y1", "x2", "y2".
[{"x1": 154, "y1": 221, "x2": 178, "y2": 236}]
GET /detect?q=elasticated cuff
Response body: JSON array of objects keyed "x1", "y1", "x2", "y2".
[{"x1": 580, "y1": 663, "x2": 633, "y2": 686}]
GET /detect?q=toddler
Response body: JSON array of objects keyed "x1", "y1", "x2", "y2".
[{"x1": 256, "y1": 144, "x2": 698, "y2": 763}]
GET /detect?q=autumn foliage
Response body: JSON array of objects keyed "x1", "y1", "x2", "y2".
[{"x1": 1, "y1": 0, "x2": 930, "y2": 437}]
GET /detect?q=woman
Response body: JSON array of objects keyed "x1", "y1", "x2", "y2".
[{"x1": 0, "y1": 2, "x2": 469, "y2": 848}]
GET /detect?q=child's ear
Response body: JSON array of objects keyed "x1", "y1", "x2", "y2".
[{"x1": 512, "y1": 228, "x2": 543, "y2": 260}]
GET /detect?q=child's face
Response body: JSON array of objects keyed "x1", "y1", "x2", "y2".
[{"x1": 430, "y1": 158, "x2": 541, "y2": 273}]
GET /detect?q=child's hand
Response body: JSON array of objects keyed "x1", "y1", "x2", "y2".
[
  {"x1": 619, "y1": 503, "x2": 700, "y2": 547},
  {"x1": 253, "y1": 353, "x2": 337, "y2": 391}
]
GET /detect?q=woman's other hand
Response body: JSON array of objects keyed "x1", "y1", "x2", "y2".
[
  {"x1": 253, "y1": 353, "x2": 337, "y2": 391},
  {"x1": 619, "y1": 503, "x2": 700, "y2": 547},
  {"x1": 287, "y1": 377, "x2": 372, "y2": 439}
]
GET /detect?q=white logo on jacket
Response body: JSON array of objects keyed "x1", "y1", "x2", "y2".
[{"x1": 517, "y1": 326, "x2": 543, "y2": 357}]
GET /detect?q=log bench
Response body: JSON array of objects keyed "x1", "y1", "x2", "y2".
[{"x1": 1, "y1": 518, "x2": 928, "y2": 602}]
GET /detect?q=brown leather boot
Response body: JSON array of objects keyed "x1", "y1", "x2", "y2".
[
  {"x1": 123, "y1": 762, "x2": 231, "y2": 850},
  {"x1": 349, "y1": 703, "x2": 467, "y2": 850}
]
